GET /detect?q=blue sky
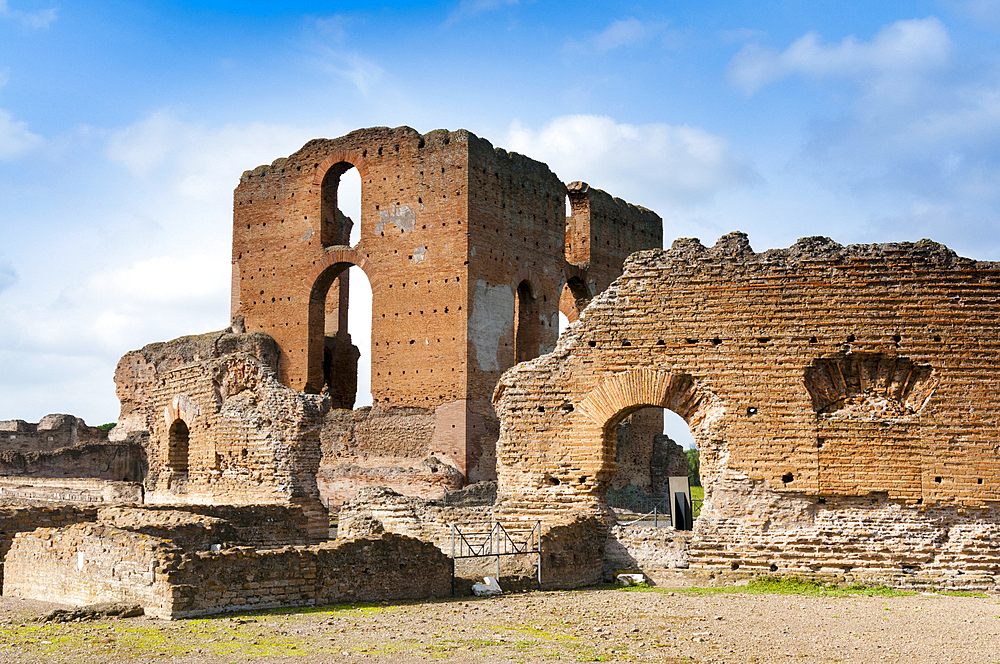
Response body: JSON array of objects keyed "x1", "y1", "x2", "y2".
[{"x1": 2, "y1": 1, "x2": 1000, "y2": 435}]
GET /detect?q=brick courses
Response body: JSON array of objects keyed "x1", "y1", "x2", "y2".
[
  {"x1": 231, "y1": 126, "x2": 660, "y2": 492},
  {"x1": 493, "y1": 233, "x2": 1000, "y2": 588}
]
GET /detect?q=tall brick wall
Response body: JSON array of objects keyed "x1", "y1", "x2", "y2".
[
  {"x1": 492, "y1": 233, "x2": 1000, "y2": 587},
  {"x1": 230, "y1": 126, "x2": 661, "y2": 496}
]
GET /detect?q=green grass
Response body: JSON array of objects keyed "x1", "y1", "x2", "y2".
[
  {"x1": 690, "y1": 486, "x2": 703, "y2": 518},
  {"x1": 936, "y1": 589, "x2": 989, "y2": 598},
  {"x1": 619, "y1": 576, "x2": 914, "y2": 598}
]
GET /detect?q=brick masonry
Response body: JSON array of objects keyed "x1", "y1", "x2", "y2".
[
  {"x1": 110, "y1": 330, "x2": 329, "y2": 538},
  {"x1": 492, "y1": 234, "x2": 1000, "y2": 589},
  {"x1": 231, "y1": 126, "x2": 660, "y2": 495},
  {"x1": 2, "y1": 522, "x2": 452, "y2": 619}
]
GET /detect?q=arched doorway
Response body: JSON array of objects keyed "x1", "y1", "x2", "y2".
[
  {"x1": 576, "y1": 369, "x2": 721, "y2": 528},
  {"x1": 309, "y1": 260, "x2": 373, "y2": 402},
  {"x1": 514, "y1": 279, "x2": 543, "y2": 364}
]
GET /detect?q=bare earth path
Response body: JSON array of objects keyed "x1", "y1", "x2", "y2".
[{"x1": 0, "y1": 588, "x2": 998, "y2": 664}]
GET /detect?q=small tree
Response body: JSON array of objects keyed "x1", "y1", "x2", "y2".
[{"x1": 686, "y1": 448, "x2": 700, "y2": 487}]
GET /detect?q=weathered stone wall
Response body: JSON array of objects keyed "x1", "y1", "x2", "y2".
[
  {"x1": 604, "y1": 525, "x2": 692, "y2": 584},
  {"x1": 3, "y1": 523, "x2": 174, "y2": 615},
  {"x1": 0, "y1": 415, "x2": 109, "y2": 453},
  {"x1": 3, "y1": 523, "x2": 452, "y2": 619},
  {"x1": 231, "y1": 126, "x2": 661, "y2": 491},
  {"x1": 337, "y1": 486, "x2": 604, "y2": 589},
  {"x1": 0, "y1": 504, "x2": 100, "y2": 586},
  {"x1": 112, "y1": 330, "x2": 329, "y2": 538},
  {"x1": 0, "y1": 478, "x2": 143, "y2": 504},
  {"x1": 493, "y1": 234, "x2": 1000, "y2": 588},
  {"x1": 130, "y1": 504, "x2": 312, "y2": 548},
  {"x1": 0, "y1": 415, "x2": 146, "y2": 483}
]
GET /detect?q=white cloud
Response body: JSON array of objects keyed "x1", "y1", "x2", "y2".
[
  {"x1": 506, "y1": 115, "x2": 759, "y2": 208},
  {"x1": 593, "y1": 18, "x2": 653, "y2": 52},
  {"x1": 728, "y1": 17, "x2": 951, "y2": 95},
  {"x1": 319, "y1": 51, "x2": 384, "y2": 97},
  {"x1": 0, "y1": 260, "x2": 16, "y2": 294},
  {"x1": 0, "y1": 106, "x2": 42, "y2": 159},
  {"x1": 0, "y1": 70, "x2": 43, "y2": 160},
  {"x1": 445, "y1": 0, "x2": 519, "y2": 26},
  {"x1": 107, "y1": 110, "x2": 349, "y2": 201},
  {"x1": 565, "y1": 18, "x2": 667, "y2": 55},
  {"x1": 0, "y1": 0, "x2": 57, "y2": 29},
  {"x1": 316, "y1": 14, "x2": 349, "y2": 42}
]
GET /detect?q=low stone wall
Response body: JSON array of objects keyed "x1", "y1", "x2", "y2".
[
  {"x1": 604, "y1": 525, "x2": 692, "y2": 584},
  {"x1": 133, "y1": 504, "x2": 312, "y2": 548},
  {"x1": 339, "y1": 487, "x2": 604, "y2": 589},
  {"x1": 0, "y1": 504, "x2": 99, "y2": 585},
  {"x1": 3, "y1": 523, "x2": 173, "y2": 615},
  {"x1": 0, "y1": 478, "x2": 143, "y2": 504},
  {"x1": 3, "y1": 524, "x2": 452, "y2": 619},
  {"x1": 166, "y1": 534, "x2": 452, "y2": 618},
  {"x1": 690, "y1": 485, "x2": 1000, "y2": 590}
]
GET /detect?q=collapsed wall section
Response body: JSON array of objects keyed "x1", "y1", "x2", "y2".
[
  {"x1": 493, "y1": 233, "x2": 1000, "y2": 587},
  {"x1": 112, "y1": 329, "x2": 329, "y2": 538}
]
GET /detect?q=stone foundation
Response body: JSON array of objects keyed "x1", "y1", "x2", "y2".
[{"x1": 3, "y1": 523, "x2": 451, "y2": 619}]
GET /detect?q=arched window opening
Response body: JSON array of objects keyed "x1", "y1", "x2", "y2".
[
  {"x1": 559, "y1": 277, "x2": 589, "y2": 325},
  {"x1": 514, "y1": 280, "x2": 543, "y2": 364},
  {"x1": 607, "y1": 407, "x2": 701, "y2": 530},
  {"x1": 167, "y1": 419, "x2": 189, "y2": 475},
  {"x1": 320, "y1": 162, "x2": 360, "y2": 248},
  {"x1": 322, "y1": 265, "x2": 373, "y2": 409}
]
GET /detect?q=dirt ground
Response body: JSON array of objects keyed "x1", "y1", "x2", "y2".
[{"x1": 0, "y1": 586, "x2": 998, "y2": 664}]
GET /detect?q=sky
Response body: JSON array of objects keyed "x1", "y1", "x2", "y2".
[{"x1": 2, "y1": 1, "x2": 1000, "y2": 442}]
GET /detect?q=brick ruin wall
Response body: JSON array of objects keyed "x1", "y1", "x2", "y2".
[
  {"x1": 3, "y1": 521, "x2": 451, "y2": 619},
  {"x1": 231, "y1": 126, "x2": 660, "y2": 503},
  {"x1": 337, "y1": 485, "x2": 605, "y2": 590},
  {"x1": 110, "y1": 330, "x2": 329, "y2": 538},
  {"x1": 492, "y1": 234, "x2": 1000, "y2": 590},
  {"x1": 0, "y1": 503, "x2": 311, "y2": 584},
  {"x1": 0, "y1": 414, "x2": 146, "y2": 482}
]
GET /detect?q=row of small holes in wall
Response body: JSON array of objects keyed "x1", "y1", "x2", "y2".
[
  {"x1": 376, "y1": 337, "x2": 457, "y2": 346},
  {"x1": 379, "y1": 220, "x2": 454, "y2": 236},
  {"x1": 382, "y1": 307, "x2": 451, "y2": 317},
  {"x1": 377, "y1": 366, "x2": 457, "y2": 376},
  {"x1": 387, "y1": 277, "x2": 460, "y2": 288},
  {"x1": 374, "y1": 395, "x2": 455, "y2": 404},
  {"x1": 581, "y1": 334, "x2": 942, "y2": 348}
]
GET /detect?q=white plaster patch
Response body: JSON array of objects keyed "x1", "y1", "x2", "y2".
[
  {"x1": 375, "y1": 204, "x2": 416, "y2": 233},
  {"x1": 301, "y1": 229, "x2": 314, "y2": 242},
  {"x1": 413, "y1": 246, "x2": 427, "y2": 263},
  {"x1": 469, "y1": 279, "x2": 514, "y2": 372}
]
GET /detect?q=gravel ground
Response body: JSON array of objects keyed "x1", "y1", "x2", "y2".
[{"x1": 0, "y1": 587, "x2": 998, "y2": 663}]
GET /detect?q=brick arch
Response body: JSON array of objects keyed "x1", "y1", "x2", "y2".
[
  {"x1": 311, "y1": 149, "x2": 369, "y2": 185},
  {"x1": 575, "y1": 369, "x2": 723, "y2": 491},
  {"x1": 578, "y1": 369, "x2": 712, "y2": 431},
  {"x1": 304, "y1": 249, "x2": 375, "y2": 394},
  {"x1": 559, "y1": 266, "x2": 591, "y2": 324},
  {"x1": 162, "y1": 394, "x2": 198, "y2": 478}
]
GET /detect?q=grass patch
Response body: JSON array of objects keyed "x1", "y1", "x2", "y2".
[
  {"x1": 936, "y1": 590, "x2": 989, "y2": 598},
  {"x1": 618, "y1": 576, "x2": 914, "y2": 598}
]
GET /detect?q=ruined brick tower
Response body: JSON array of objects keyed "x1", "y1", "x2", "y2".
[{"x1": 231, "y1": 126, "x2": 661, "y2": 485}]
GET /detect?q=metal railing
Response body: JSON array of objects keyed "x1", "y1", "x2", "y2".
[{"x1": 449, "y1": 521, "x2": 542, "y2": 595}]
